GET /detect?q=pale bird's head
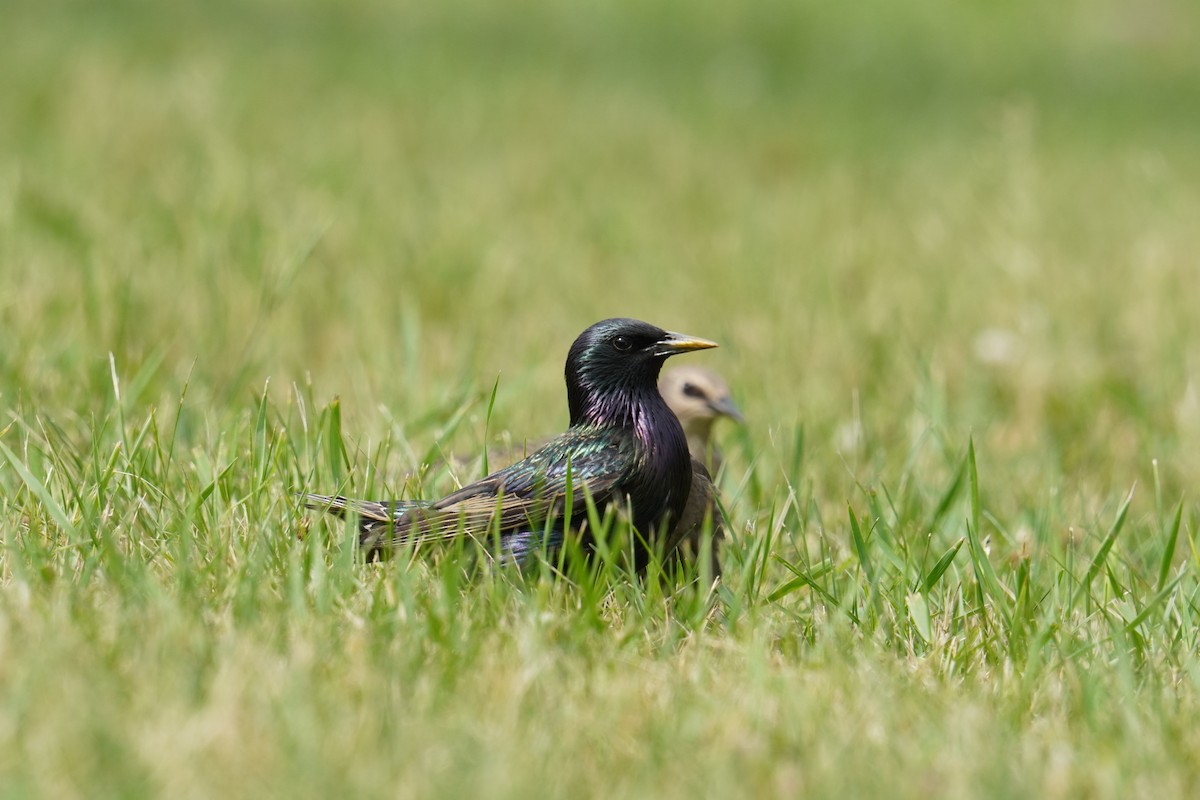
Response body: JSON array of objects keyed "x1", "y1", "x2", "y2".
[{"x1": 658, "y1": 365, "x2": 743, "y2": 444}]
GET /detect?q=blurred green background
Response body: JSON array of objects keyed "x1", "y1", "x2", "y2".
[
  {"x1": 6, "y1": 0, "x2": 1198, "y2": 467},
  {"x1": 4, "y1": 1, "x2": 1200, "y2": 796}
]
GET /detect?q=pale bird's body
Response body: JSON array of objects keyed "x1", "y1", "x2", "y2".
[
  {"x1": 658, "y1": 365, "x2": 744, "y2": 475},
  {"x1": 657, "y1": 365, "x2": 744, "y2": 581}
]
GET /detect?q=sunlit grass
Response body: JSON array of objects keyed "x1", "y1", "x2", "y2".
[{"x1": 3, "y1": 0, "x2": 1200, "y2": 796}]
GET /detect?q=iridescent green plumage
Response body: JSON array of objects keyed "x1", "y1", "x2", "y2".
[{"x1": 304, "y1": 318, "x2": 718, "y2": 568}]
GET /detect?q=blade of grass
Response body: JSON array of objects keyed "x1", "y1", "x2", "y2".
[
  {"x1": 906, "y1": 592, "x2": 933, "y2": 643},
  {"x1": 925, "y1": 450, "x2": 968, "y2": 534},
  {"x1": 481, "y1": 374, "x2": 501, "y2": 477},
  {"x1": 1158, "y1": 497, "x2": 1184, "y2": 591},
  {"x1": 1073, "y1": 484, "x2": 1136, "y2": 607},
  {"x1": 0, "y1": 438, "x2": 80, "y2": 544},
  {"x1": 922, "y1": 537, "x2": 965, "y2": 594},
  {"x1": 326, "y1": 397, "x2": 345, "y2": 485},
  {"x1": 848, "y1": 504, "x2": 882, "y2": 616},
  {"x1": 1124, "y1": 574, "x2": 1185, "y2": 632},
  {"x1": 848, "y1": 503, "x2": 875, "y2": 587},
  {"x1": 966, "y1": 439, "x2": 1013, "y2": 605}
]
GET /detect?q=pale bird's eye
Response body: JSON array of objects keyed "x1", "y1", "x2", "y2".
[
  {"x1": 613, "y1": 336, "x2": 633, "y2": 352},
  {"x1": 682, "y1": 383, "x2": 705, "y2": 399}
]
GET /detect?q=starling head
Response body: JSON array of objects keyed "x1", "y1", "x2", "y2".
[{"x1": 566, "y1": 318, "x2": 717, "y2": 427}]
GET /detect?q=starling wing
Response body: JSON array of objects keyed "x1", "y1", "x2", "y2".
[{"x1": 305, "y1": 425, "x2": 634, "y2": 564}]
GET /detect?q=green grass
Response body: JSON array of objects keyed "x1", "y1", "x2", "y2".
[{"x1": 4, "y1": 0, "x2": 1200, "y2": 796}]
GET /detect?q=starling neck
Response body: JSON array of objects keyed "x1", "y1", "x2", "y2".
[
  {"x1": 573, "y1": 384, "x2": 692, "y2": 529},
  {"x1": 574, "y1": 384, "x2": 662, "y2": 435}
]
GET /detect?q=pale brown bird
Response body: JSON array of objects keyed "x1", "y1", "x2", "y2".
[
  {"x1": 657, "y1": 366, "x2": 743, "y2": 582},
  {"x1": 658, "y1": 365, "x2": 744, "y2": 475},
  {"x1": 667, "y1": 457, "x2": 725, "y2": 581}
]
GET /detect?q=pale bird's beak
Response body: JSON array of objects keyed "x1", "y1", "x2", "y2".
[{"x1": 708, "y1": 395, "x2": 745, "y2": 424}]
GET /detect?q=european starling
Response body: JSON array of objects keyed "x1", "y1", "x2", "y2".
[
  {"x1": 305, "y1": 318, "x2": 717, "y2": 569},
  {"x1": 658, "y1": 365, "x2": 743, "y2": 475}
]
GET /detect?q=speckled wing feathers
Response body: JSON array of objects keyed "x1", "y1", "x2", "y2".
[{"x1": 306, "y1": 425, "x2": 635, "y2": 559}]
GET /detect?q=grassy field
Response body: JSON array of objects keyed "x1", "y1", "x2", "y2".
[{"x1": 4, "y1": 0, "x2": 1200, "y2": 796}]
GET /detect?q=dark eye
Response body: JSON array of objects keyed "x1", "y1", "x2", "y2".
[
  {"x1": 682, "y1": 382, "x2": 705, "y2": 399},
  {"x1": 612, "y1": 336, "x2": 633, "y2": 352}
]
